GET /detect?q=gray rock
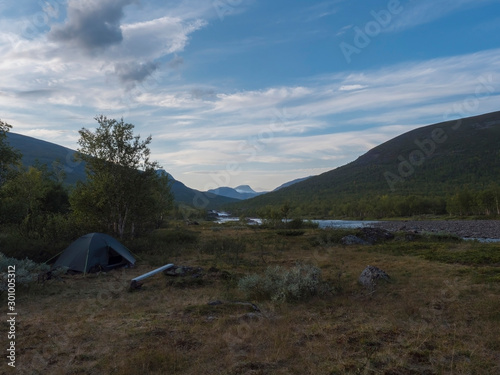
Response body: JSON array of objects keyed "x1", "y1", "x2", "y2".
[
  {"x1": 359, "y1": 265, "x2": 390, "y2": 291},
  {"x1": 358, "y1": 227, "x2": 395, "y2": 244},
  {"x1": 341, "y1": 235, "x2": 369, "y2": 245}
]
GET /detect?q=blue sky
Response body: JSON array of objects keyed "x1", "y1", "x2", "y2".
[{"x1": 1, "y1": 0, "x2": 500, "y2": 191}]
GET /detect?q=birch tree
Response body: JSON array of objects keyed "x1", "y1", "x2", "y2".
[
  {"x1": 71, "y1": 115, "x2": 171, "y2": 238},
  {"x1": 0, "y1": 120, "x2": 21, "y2": 186}
]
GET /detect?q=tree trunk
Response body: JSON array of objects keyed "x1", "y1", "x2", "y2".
[{"x1": 118, "y1": 206, "x2": 128, "y2": 240}]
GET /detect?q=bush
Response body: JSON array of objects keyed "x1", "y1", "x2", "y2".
[
  {"x1": 0, "y1": 229, "x2": 71, "y2": 263},
  {"x1": 154, "y1": 228, "x2": 199, "y2": 244},
  {"x1": 309, "y1": 228, "x2": 358, "y2": 247},
  {"x1": 276, "y1": 230, "x2": 305, "y2": 236},
  {"x1": 238, "y1": 263, "x2": 327, "y2": 302},
  {"x1": 0, "y1": 252, "x2": 54, "y2": 290},
  {"x1": 286, "y1": 218, "x2": 319, "y2": 229},
  {"x1": 123, "y1": 228, "x2": 200, "y2": 265}
]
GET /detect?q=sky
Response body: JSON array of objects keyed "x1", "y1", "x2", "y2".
[{"x1": 1, "y1": 0, "x2": 500, "y2": 192}]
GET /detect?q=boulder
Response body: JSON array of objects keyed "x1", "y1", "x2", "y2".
[
  {"x1": 358, "y1": 227, "x2": 395, "y2": 244},
  {"x1": 341, "y1": 235, "x2": 369, "y2": 246},
  {"x1": 359, "y1": 265, "x2": 390, "y2": 291}
]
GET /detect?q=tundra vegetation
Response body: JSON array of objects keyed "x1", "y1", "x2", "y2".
[{"x1": 3, "y1": 222, "x2": 500, "y2": 374}]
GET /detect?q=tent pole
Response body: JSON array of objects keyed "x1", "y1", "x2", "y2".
[
  {"x1": 83, "y1": 250, "x2": 89, "y2": 276},
  {"x1": 45, "y1": 250, "x2": 64, "y2": 265}
]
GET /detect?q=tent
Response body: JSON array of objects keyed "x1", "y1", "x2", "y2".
[{"x1": 52, "y1": 233, "x2": 136, "y2": 273}]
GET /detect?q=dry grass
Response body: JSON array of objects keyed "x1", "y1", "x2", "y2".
[{"x1": 5, "y1": 224, "x2": 500, "y2": 374}]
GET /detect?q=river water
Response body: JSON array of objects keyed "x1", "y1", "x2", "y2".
[
  {"x1": 214, "y1": 215, "x2": 499, "y2": 242},
  {"x1": 215, "y1": 215, "x2": 376, "y2": 229}
]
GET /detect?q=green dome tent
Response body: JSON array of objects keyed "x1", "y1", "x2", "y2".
[{"x1": 52, "y1": 233, "x2": 136, "y2": 273}]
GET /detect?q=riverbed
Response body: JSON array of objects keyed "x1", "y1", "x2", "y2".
[
  {"x1": 215, "y1": 215, "x2": 500, "y2": 241},
  {"x1": 371, "y1": 220, "x2": 500, "y2": 241}
]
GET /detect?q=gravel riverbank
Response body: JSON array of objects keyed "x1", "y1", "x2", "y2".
[{"x1": 370, "y1": 220, "x2": 500, "y2": 240}]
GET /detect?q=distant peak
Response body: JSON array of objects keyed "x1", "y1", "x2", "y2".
[{"x1": 235, "y1": 185, "x2": 256, "y2": 194}]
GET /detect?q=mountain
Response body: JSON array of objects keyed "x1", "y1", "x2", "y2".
[
  {"x1": 207, "y1": 185, "x2": 265, "y2": 200},
  {"x1": 207, "y1": 179, "x2": 312, "y2": 201},
  {"x1": 6, "y1": 132, "x2": 86, "y2": 185},
  {"x1": 158, "y1": 171, "x2": 239, "y2": 209},
  {"x1": 228, "y1": 111, "x2": 500, "y2": 217},
  {"x1": 6, "y1": 133, "x2": 237, "y2": 209},
  {"x1": 272, "y1": 176, "x2": 312, "y2": 191},
  {"x1": 235, "y1": 185, "x2": 257, "y2": 194}
]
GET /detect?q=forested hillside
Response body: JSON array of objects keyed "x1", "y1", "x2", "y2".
[
  {"x1": 229, "y1": 111, "x2": 500, "y2": 218},
  {"x1": 6, "y1": 133, "x2": 236, "y2": 210},
  {"x1": 6, "y1": 132, "x2": 86, "y2": 185}
]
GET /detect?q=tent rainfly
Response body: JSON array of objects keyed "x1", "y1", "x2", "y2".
[{"x1": 52, "y1": 233, "x2": 136, "y2": 273}]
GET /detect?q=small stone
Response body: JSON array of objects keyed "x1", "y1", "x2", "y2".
[{"x1": 359, "y1": 265, "x2": 390, "y2": 291}]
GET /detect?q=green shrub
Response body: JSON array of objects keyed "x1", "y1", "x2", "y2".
[
  {"x1": 154, "y1": 228, "x2": 199, "y2": 244},
  {"x1": 238, "y1": 263, "x2": 327, "y2": 302},
  {"x1": 276, "y1": 230, "x2": 305, "y2": 236},
  {"x1": 309, "y1": 228, "x2": 358, "y2": 247},
  {"x1": 0, "y1": 229, "x2": 70, "y2": 263},
  {"x1": 286, "y1": 218, "x2": 319, "y2": 229},
  {"x1": 0, "y1": 252, "x2": 54, "y2": 290},
  {"x1": 128, "y1": 228, "x2": 199, "y2": 251}
]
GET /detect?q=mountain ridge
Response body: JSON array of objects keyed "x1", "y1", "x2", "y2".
[
  {"x1": 5, "y1": 132, "x2": 301, "y2": 209},
  {"x1": 6, "y1": 132, "x2": 86, "y2": 185},
  {"x1": 6, "y1": 134, "x2": 238, "y2": 209},
  {"x1": 228, "y1": 110, "x2": 500, "y2": 217}
]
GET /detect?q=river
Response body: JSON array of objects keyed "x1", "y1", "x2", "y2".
[{"x1": 214, "y1": 215, "x2": 500, "y2": 242}]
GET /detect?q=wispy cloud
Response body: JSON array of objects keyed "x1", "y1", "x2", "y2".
[
  {"x1": 339, "y1": 84, "x2": 367, "y2": 91},
  {"x1": 1, "y1": 0, "x2": 500, "y2": 190},
  {"x1": 389, "y1": 0, "x2": 497, "y2": 32},
  {"x1": 301, "y1": 1, "x2": 343, "y2": 22}
]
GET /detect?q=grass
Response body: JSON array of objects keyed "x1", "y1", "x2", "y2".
[{"x1": 4, "y1": 223, "x2": 500, "y2": 374}]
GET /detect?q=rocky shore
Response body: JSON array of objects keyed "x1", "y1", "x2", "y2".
[{"x1": 370, "y1": 220, "x2": 500, "y2": 240}]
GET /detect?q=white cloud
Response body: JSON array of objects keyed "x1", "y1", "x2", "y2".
[
  {"x1": 389, "y1": 0, "x2": 497, "y2": 32},
  {"x1": 120, "y1": 17, "x2": 206, "y2": 59},
  {"x1": 212, "y1": 87, "x2": 312, "y2": 113},
  {"x1": 2, "y1": 0, "x2": 500, "y2": 191},
  {"x1": 339, "y1": 84, "x2": 367, "y2": 91}
]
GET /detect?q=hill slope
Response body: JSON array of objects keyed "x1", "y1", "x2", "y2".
[
  {"x1": 6, "y1": 132, "x2": 86, "y2": 185},
  {"x1": 7, "y1": 133, "x2": 237, "y2": 209},
  {"x1": 272, "y1": 176, "x2": 312, "y2": 191},
  {"x1": 162, "y1": 172, "x2": 239, "y2": 209},
  {"x1": 207, "y1": 185, "x2": 265, "y2": 200},
  {"x1": 229, "y1": 111, "x2": 500, "y2": 216}
]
